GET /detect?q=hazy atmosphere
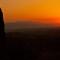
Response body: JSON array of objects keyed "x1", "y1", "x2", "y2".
[{"x1": 0, "y1": 0, "x2": 60, "y2": 25}]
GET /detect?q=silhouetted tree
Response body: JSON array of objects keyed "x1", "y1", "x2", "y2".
[
  {"x1": 0, "y1": 8, "x2": 5, "y2": 40},
  {"x1": 0, "y1": 8, "x2": 5, "y2": 47},
  {"x1": 0, "y1": 8, "x2": 6, "y2": 59}
]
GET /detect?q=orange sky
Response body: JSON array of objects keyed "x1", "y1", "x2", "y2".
[{"x1": 0, "y1": 0, "x2": 60, "y2": 25}]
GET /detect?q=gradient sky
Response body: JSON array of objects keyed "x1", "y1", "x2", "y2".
[{"x1": 0, "y1": 0, "x2": 60, "y2": 25}]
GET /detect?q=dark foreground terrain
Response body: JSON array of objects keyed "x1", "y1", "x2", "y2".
[{"x1": 5, "y1": 28, "x2": 60, "y2": 60}]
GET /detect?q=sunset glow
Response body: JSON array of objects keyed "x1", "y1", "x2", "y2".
[{"x1": 0, "y1": 0, "x2": 60, "y2": 25}]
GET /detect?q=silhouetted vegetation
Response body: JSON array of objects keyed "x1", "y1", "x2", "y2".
[
  {"x1": 0, "y1": 8, "x2": 6, "y2": 59},
  {"x1": 6, "y1": 28, "x2": 60, "y2": 60}
]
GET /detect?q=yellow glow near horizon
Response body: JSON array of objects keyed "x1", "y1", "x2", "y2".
[{"x1": 0, "y1": 0, "x2": 60, "y2": 24}]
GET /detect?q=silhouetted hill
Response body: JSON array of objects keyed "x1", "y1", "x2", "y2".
[
  {"x1": 5, "y1": 21, "x2": 60, "y2": 32},
  {"x1": 4, "y1": 21, "x2": 60, "y2": 60},
  {"x1": 6, "y1": 27, "x2": 60, "y2": 60}
]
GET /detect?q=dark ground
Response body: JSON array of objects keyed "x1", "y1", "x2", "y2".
[{"x1": 5, "y1": 28, "x2": 60, "y2": 60}]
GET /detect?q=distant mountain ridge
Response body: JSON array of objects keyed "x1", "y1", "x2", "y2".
[{"x1": 5, "y1": 21, "x2": 60, "y2": 32}]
